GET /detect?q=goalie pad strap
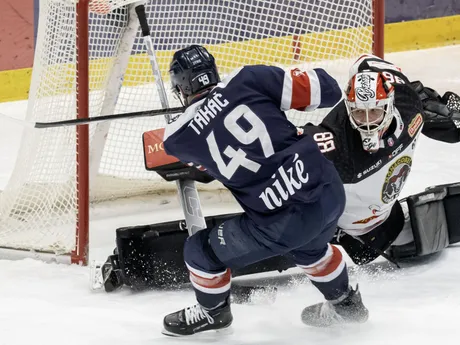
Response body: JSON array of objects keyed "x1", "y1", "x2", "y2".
[
  {"x1": 429, "y1": 182, "x2": 460, "y2": 244},
  {"x1": 390, "y1": 182, "x2": 460, "y2": 259},
  {"x1": 406, "y1": 186, "x2": 450, "y2": 256},
  {"x1": 403, "y1": 182, "x2": 460, "y2": 257}
]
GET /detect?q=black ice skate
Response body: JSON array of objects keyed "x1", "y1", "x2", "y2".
[
  {"x1": 301, "y1": 285, "x2": 369, "y2": 327},
  {"x1": 162, "y1": 300, "x2": 233, "y2": 336}
]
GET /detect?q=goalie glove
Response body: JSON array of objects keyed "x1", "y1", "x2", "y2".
[
  {"x1": 442, "y1": 91, "x2": 460, "y2": 116},
  {"x1": 411, "y1": 81, "x2": 460, "y2": 122},
  {"x1": 410, "y1": 81, "x2": 460, "y2": 143}
]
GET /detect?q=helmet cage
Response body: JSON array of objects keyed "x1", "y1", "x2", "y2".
[
  {"x1": 346, "y1": 95, "x2": 395, "y2": 136},
  {"x1": 345, "y1": 71, "x2": 395, "y2": 137}
]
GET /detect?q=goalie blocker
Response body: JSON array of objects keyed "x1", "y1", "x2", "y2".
[
  {"x1": 142, "y1": 128, "x2": 215, "y2": 183},
  {"x1": 100, "y1": 129, "x2": 460, "y2": 292}
]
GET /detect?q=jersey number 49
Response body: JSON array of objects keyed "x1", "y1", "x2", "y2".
[{"x1": 206, "y1": 105, "x2": 274, "y2": 180}]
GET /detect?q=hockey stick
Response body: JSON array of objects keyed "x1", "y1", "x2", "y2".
[
  {"x1": 0, "y1": 107, "x2": 185, "y2": 129},
  {"x1": 135, "y1": 3, "x2": 207, "y2": 235}
]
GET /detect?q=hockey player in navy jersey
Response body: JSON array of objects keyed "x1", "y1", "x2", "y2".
[
  {"x1": 299, "y1": 54, "x2": 460, "y2": 267},
  {"x1": 161, "y1": 45, "x2": 369, "y2": 336}
]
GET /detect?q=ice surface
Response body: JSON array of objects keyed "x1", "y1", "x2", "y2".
[{"x1": 0, "y1": 46, "x2": 460, "y2": 344}]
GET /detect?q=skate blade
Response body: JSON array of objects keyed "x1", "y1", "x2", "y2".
[
  {"x1": 161, "y1": 325, "x2": 233, "y2": 337},
  {"x1": 301, "y1": 314, "x2": 369, "y2": 328},
  {"x1": 89, "y1": 260, "x2": 104, "y2": 291}
]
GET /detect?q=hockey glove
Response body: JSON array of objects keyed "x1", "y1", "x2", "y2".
[
  {"x1": 411, "y1": 81, "x2": 460, "y2": 142},
  {"x1": 411, "y1": 81, "x2": 460, "y2": 121}
]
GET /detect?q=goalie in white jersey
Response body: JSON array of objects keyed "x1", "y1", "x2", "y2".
[
  {"x1": 96, "y1": 54, "x2": 460, "y2": 333},
  {"x1": 300, "y1": 54, "x2": 460, "y2": 265}
]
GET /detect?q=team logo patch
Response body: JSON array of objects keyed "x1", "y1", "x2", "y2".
[
  {"x1": 381, "y1": 156, "x2": 412, "y2": 203},
  {"x1": 408, "y1": 113, "x2": 423, "y2": 137},
  {"x1": 355, "y1": 74, "x2": 376, "y2": 101}
]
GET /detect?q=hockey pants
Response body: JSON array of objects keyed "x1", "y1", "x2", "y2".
[{"x1": 184, "y1": 176, "x2": 348, "y2": 308}]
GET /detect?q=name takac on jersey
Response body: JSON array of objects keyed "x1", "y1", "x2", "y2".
[{"x1": 188, "y1": 93, "x2": 229, "y2": 135}]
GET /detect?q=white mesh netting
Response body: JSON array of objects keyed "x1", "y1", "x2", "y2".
[{"x1": 0, "y1": 0, "x2": 377, "y2": 255}]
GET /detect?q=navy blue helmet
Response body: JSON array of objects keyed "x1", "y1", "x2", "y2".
[{"x1": 169, "y1": 45, "x2": 220, "y2": 104}]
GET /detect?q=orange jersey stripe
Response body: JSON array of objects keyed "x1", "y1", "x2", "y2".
[
  {"x1": 290, "y1": 68, "x2": 311, "y2": 110},
  {"x1": 189, "y1": 268, "x2": 231, "y2": 289},
  {"x1": 304, "y1": 245, "x2": 343, "y2": 277}
]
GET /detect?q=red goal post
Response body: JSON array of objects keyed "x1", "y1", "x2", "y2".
[
  {"x1": 0, "y1": 0, "x2": 385, "y2": 265},
  {"x1": 373, "y1": 0, "x2": 385, "y2": 58}
]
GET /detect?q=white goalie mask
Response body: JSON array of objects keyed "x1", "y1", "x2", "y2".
[{"x1": 345, "y1": 71, "x2": 395, "y2": 153}]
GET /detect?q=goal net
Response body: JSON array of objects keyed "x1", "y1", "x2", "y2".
[{"x1": 0, "y1": 0, "x2": 384, "y2": 263}]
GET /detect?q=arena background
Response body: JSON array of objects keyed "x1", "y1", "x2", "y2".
[{"x1": 0, "y1": 0, "x2": 459, "y2": 103}]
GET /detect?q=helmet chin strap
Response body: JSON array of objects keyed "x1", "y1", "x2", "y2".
[
  {"x1": 186, "y1": 87, "x2": 216, "y2": 106},
  {"x1": 359, "y1": 131, "x2": 380, "y2": 153},
  {"x1": 356, "y1": 110, "x2": 394, "y2": 153}
]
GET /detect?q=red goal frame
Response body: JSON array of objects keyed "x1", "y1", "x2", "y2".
[{"x1": 72, "y1": 0, "x2": 386, "y2": 265}]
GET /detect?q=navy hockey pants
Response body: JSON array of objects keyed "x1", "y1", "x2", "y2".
[{"x1": 184, "y1": 175, "x2": 348, "y2": 308}]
